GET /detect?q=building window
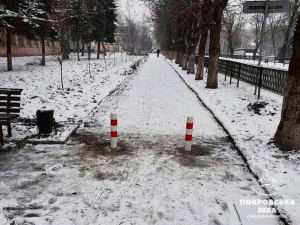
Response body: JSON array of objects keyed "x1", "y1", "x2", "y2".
[
  {"x1": 47, "y1": 40, "x2": 50, "y2": 47},
  {"x1": 18, "y1": 34, "x2": 23, "y2": 46}
]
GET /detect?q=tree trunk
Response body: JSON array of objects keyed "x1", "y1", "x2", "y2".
[
  {"x1": 60, "y1": 36, "x2": 69, "y2": 60},
  {"x1": 279, "y1": 43, "x2": 288, "y2": 62},
  {"x1": 76, "y1": 37, "x2": 80, "y2": 61},
  {"x1": 97, "y1": 41, "x2": 100, "y2": 59},
  {"x1": 88, "y1": 42, "x2": 91, "y2": 60},
  {"x1": 172, "y1": 51, "x2": 177, "y2": 60},
  {"x1": 60, "y1": 61, "x2": 64, "y2": 90},
  {"x1": 101, "y1": 42, "x2": 107, "y2": 70},
  {"x1": 229, "y1": 38, "x2": 234, "y2": 56},
  {"x1": 6, "y1": 29, "x2": 12, "y2": 71},
  {"x1": 168, "y1": 51, "x2": 172, "y2": 59},
  {"x1": 41, "y1": 36, "x2": 45, "y2": 66},
  {"x1": 179, "y1": 52, "x2": 185, "y2": 67},
  {"x1": 196, "y1": 26, "x2": 209, "y2": 80},
  {"x1": 186, "y1": 36, "x2": 198, "y2": 74},
  {"x1": 271, "y1": 31, "x2": 276, "y2": 56},
  {"x1": 274, "y1": 16, "x2": 300, "y2": 150},
  {"x1": 207, "y1": 22, "x2": 221, "y2": 88},
  {"x1": 187, "y1": 52, "x2": 195, "y2": 74},
  {"x1": 182, "y1": 53, "x2": 189, "y2": 70},
  {"x1": 81, "y1": 41, "x2": 85, "y2": 56},
  {"x1": 101, "y1": 42, "x2": 106, "y2": 56},
  {"x1": 252, "y1": 43, "x2": 260, "y2": 60},
  {"x1": 175, "y1": 51, "x2": 181, "y2": 64}
]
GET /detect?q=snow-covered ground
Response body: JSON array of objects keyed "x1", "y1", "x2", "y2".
[
  {"x1": 218, "y1": 57, "x2": 289, "y2": 71},
  {"x1": 0, "y1": 54, "x2": 284, "y2": 224},
  {"x1": 166, "y1": 56, "x2": 300, "y2": 224},
  {"x1": 0, "y1": 53, "x2": 144, "y2": 141}
]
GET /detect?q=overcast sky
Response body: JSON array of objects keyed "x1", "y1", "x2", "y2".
[{"x1": 116, "y1": 0, "x2": 150, "y2": 23}]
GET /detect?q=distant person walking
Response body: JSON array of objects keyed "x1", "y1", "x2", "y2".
[{"x1": 156, "y1": 49, "x2": 160, "y2": 57}]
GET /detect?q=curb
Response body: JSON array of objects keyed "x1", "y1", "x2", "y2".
[
  {"x1": 24, "y1": 124, "x2": 80, "y2": 145},
  {"x1": 164, "y1": 58, "x2": 291, "y2": 225}
]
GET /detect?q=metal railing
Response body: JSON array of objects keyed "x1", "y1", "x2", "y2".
[
  {"x1": 217, "y1": 54, "x2": 291, "y2": 66},
  {"x1": 200, "y1": 56, "x2": 288, "y2": 98}
]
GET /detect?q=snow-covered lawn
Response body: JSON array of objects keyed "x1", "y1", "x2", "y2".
[
  {"x1": 166, "y1": 57, "x2": 300, "y2": 224},
  {"x1": 0, "y1": 53, "x2": 145, "y2": 141}
]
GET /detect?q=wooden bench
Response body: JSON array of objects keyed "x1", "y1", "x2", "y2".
[{"x1": 0, "y1": 88, "x2": 23, "y2": 146}]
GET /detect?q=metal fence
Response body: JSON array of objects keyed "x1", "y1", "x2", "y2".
[
  {"x1": 217, "y1": 54, "x2": 291, "y2": 66},
  {"x1": 201, "y1": 56, "x2": 288, "y2": 98}
]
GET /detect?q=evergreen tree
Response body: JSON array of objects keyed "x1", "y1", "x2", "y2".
[
  {"x1": 27, "y1": 0, "x2": 58, "y2": 66},
  {"x1": 0, "y1": 0, "x2": 54, "y2": 70},
  {"x1": 91, "y1": 0, "x2": 117, "y2": 58}
]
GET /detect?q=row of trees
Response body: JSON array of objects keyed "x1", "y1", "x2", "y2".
[
  {"x1": 118, "y1": 17, "x2": 153, "y2": 54},
  {"x1": 150, "y1": 0, "x2": 300, "y2": 86},
  {"x1": 117, "y1": 0, "x2": 153, "y2": 54},
  {"x1": 0, "y1": 0, "x2": 117, "y2": 71},
  {"x1": 151, "y1": 0, "x2": 228, "y2": 88},
  {"x1": 151, "y1": 0, "x2": 300, "y2": 150}
]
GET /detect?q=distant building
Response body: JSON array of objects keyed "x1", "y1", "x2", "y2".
[
  {"x1": 0, "y1": 29, "x2": 124, "y2": 57},
  {"x1": 69, "y1": 41, "x2": 96, "y2": 53},
  {"x1": 93, "y1": 42, "x2": 123, "y2": 53},
  {"x1": 0, "y1": 29, "x2": 59, "y2": 57},
  {"x1": 69, "y1": 33, "x2": 123, "y2": 53}
]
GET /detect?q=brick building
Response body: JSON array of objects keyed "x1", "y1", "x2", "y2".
[{"x1": 0, "y1": 29, "x2": 60, "y2": 57}]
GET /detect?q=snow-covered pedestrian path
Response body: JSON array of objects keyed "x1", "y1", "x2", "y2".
[
  {"x1": 0, "y1": 55, "x2": 282, "y2": 224},
  {"x1": 91, "y1": 53, "x2": 224, "y2": 137}
]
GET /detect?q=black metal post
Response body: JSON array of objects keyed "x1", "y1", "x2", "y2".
[
  {"x1": 225, "y1": 61, "x2": 228, "y2": 81},
  {"x1": 230, "y1": 62, "x2": 233, "y2": 84},
  {"x1": 0, "y1": 125, "x2": 4, "y2": 146},
  {"x1": 237, "y1": 64, "x2": 242, "y2": 88},
  {"x1": 258, "y1": 68, "x2": 263, "y2": 99}
]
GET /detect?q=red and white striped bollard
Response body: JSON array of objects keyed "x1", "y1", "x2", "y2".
[
  {"x1": 111, "y1": 113, "x2": 118, "y2": 149},
  {"x1": 185, "y1": 116, "x2": 194, "y2": 151}
]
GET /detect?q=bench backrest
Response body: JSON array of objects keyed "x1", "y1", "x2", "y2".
[{"x1": 0, "y1": 88, "x2": 23, "y2": 116}]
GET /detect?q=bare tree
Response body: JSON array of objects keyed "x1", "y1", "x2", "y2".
[
  {"x1": 222, "y1": 5, "x2": 245, "y2": 56},
  {"x1": 249, "y1": 14, "x2": 264, "y2": 59},
  {"x1": 50, "y1": 42, "x2": 64, "y2": 90},
  {"x1": 267, "y1": 14, "x2": 286, "y2": 56},
  {"x1": 195, "y1": 0, "x2": 212, "y2": 80}
]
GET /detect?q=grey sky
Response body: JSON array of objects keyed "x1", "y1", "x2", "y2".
[{"x1": 116, "y1": 0, "x2": 149, "y2": 22}]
